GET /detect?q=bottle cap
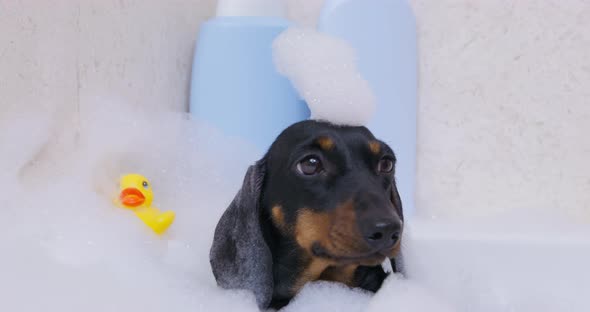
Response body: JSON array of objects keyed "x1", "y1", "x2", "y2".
[{"x1": 216, "y1": 0, "x2": 286, "y2": 17}]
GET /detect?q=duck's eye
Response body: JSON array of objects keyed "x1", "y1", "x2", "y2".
[
  {"x1": 377, "y1": 157, "x2": 394, "y2": 173},
  {"x1": 297, "y1": 156, "x2": 323, "y2": 176},
  {"x1": 142, "y1": 181, "x2": 149, "y2": 188}
]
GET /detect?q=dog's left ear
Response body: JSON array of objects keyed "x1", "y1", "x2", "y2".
[
  {"x1": 391, "y1": 180, "x2": 404, "y2": 222},
  {"x1": 390, "y1": 180, "x2": 405, "y2": 274},
  {"x1": 209, "y1": 159, "x2": 273, "y2": 309}
]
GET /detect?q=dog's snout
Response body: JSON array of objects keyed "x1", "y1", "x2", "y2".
[
  {"x1": 362, "y1": 219, "x2": 402, "y2": 250},
  {"x1": 354, "y1": 191, "x2": 402, "y2": 251}
]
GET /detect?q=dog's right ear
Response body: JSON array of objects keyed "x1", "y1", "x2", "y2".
[{"x1": 209, "y1": 159, "x2": 273, "y2": 309}]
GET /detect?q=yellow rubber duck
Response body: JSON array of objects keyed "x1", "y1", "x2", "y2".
[{"x1": 115, "y1": 174, "x2": 175, "y2": 235}]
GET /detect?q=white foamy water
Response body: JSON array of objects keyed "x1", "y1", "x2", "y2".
[
  {"x1": 2, "y1": 105, "x2": 589, "y2": 312},
  {"x1": 273, "y1": 27, "x2": 376, "y2": 127}
]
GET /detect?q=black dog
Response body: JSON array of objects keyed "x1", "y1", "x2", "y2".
[{"x1": 210, "y1": 120, "x2": 404, "y2": 309}]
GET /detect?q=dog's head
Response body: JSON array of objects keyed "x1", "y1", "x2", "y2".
[
  {"x1": 263, "y1": 120, "x2": 403, "y2": 264},
  {"x1": 210, "y1": 120, "x2": 404, "y2": 308}
]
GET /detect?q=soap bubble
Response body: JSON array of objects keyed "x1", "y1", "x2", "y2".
[{"x1": 273, "y1": 27, "x2": 376, "y2": 127}]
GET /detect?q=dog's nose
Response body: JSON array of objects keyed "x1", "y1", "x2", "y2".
[{"x1": 363, "y1": 220, "x2": 402, "y2": 250}]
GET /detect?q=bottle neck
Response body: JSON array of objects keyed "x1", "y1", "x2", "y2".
[{"x1": 216, "y1": 0, "x2": 287, "y2": 18}]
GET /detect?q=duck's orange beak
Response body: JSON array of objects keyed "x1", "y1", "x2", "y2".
[{"x1": 119, "y1": 187, "x2": 145, "y2": 207}]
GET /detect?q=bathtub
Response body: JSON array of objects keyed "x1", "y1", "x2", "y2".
[{"x1": 401, "y1": 219, "x2": 590, "y2": 312}]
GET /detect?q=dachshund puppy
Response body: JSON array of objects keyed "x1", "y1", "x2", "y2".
[{"x1": 210, "y1": 120, "x2": 404, "y2": 309}]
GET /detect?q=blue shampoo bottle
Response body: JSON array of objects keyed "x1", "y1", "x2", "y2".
[
  {"x1": 318, "y1": 0, "x2": 418, "y2": 216},
  {"x1": 189, "y1": 0, "x2": 310, "y2": 152}
]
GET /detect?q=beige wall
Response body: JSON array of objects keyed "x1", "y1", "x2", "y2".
[
  {"x1": 0, "y1": 0, "x2": 215, "y2": 119},
  {"x1": 411, "y1": 1, "x2": 590, "y2": 222},
  {"x1": 1, "y1": 0, "x2": 588, "y2": 222}
]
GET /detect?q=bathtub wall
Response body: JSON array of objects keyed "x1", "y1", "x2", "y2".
[
  {"x1": 0, "y1": 0, "x2": 215, "y2": 119},
  {"x1": 1, "y1": 1, "x2": 588, "y2": 222},
  {"x1": 411, "y1": 1, "x2": 590, "y2": 223}
]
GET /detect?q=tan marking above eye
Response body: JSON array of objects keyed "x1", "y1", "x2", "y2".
[
  {"x1": 317, "y1": 136, "x2": 335, "y2": 151},
  {"x1": 368, "y1": 140, "x2": 381, "y2": 155}
]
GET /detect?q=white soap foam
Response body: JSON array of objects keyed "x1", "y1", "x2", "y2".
[
  {"x1": 0, "y1": 105, "x2": 261, "y2": 311},
  {"x1": 272, "y1": 27, "x2": 376, "y2": 127},
  {"x1": 1, "y1": 105, "x2": 589, "y2": 312},
  {"x1": 282, "y1": 281, "x2": 372, "y2": 312}
]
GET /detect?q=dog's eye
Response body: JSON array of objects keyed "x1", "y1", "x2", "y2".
[
  {"x1": 377, "y1": 157, "x2": 394, "y2": 173},
  {"x1": 297, "y1": 156, "x2": 323, "y2": 176}
]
